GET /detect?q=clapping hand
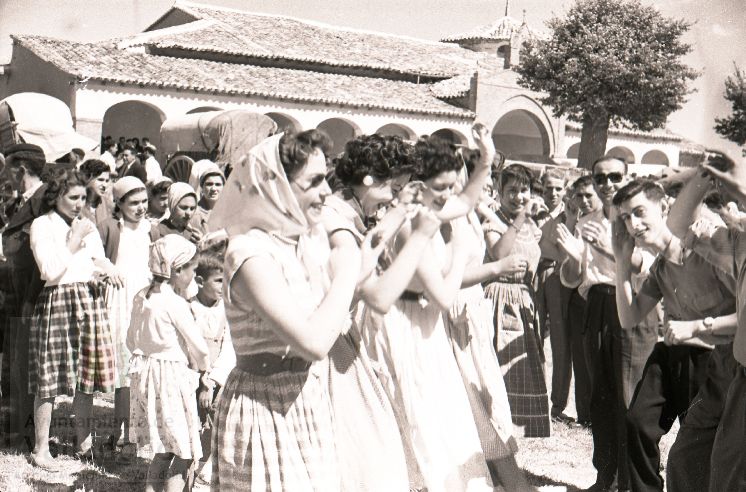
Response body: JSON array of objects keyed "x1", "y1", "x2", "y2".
[
  {"x1": 581, "y1": 221, "x2": 612, "y2": 256},
  {"x1": 555, "y1": 223, "x2": 583, "y2": 262},
  {"x1": 471, "y1": 123, "x2": 496, "y2": 169},
  {"x1": 702, "y1": 153, "x2": 746, "y2": 206}
]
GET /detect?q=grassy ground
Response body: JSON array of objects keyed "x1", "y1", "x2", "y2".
[{"x1": 0, "y1": 343, "x2": 678, "y2": 491}]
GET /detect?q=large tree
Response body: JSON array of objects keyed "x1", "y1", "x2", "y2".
[
  {"x1": 714, "y1": 65, "x2": 746, "y2": 148},
  {"x1": 516, "y1": 0, "x2": 698, "y2": 169}
]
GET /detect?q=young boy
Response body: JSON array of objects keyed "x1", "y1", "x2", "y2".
[
  {"x1": 611, "y1": 178, "x2": 737, "y2": 492},
  {"x1": 190, "y1": 251, "x2": 235, "y2": 485},
  {"x1": 666, "y1": 153, "x2": 746, "y2": 492},
  {"x1": 146, "y1": 176, "x2": 172, "y2": 224}
]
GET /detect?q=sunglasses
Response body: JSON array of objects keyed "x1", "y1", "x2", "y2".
[{"x1": 592, "y1": 172, "x2": 624, "y2": 185}]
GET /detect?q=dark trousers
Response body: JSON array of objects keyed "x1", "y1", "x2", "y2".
[
  {"x1": 666, "y1": 344, "x2": 738, "y2": 492},
  {"x1": 568, "y1": 288, "x2": 592, "y2": 421},
  {"x1": 537, "y1": 268, "x2": 575, "y2": 415},
  {"x1": 626, "y1": 342, "x2": 712, "y2": 492},
  {"x1": 707, "y1": 364, "x2": 746, "y2": 492},
  {"x1": 584, "y1": 285, "x2": 657, "y2": 489}
]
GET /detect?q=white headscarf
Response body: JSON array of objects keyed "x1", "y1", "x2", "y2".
[
  {"x1": 149, "y1": 234, "x2": 197, "y2": 279},
  {"x1": 208, "y1": 133, "x2": 308, "y2": 238}
]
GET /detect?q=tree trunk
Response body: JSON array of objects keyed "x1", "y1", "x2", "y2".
[{"x1": 577, "y1": 113, "x2": 610, "y2": 171}]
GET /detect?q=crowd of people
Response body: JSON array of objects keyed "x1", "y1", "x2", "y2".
[{"x1": 0, "y1": 121, "x2": 744, "y2": 492}]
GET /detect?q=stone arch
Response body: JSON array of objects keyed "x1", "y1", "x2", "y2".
[
  {"x1": 186, "y1": 106, "x2": 222, "y2": 114},
  {"x1": 317, "y1": 118, "x2": 361, "y2": 157},
  {"x1": 566, "y1": 142, "x2": 580, "y2": 159},
  {"x1": 431, "y1": 128, "x2": 467, "y2": 145},
  {"x1": 606, "y1": 146, "x2": 635, "y2": 164},
  {"x1": 641, "y1": 149, "x2": 669, "y2": 165},
  {"x1": 102, "y1": 100, "x2": 166, "y2": 152},
  {"x1": 496, "y1": 42, "x2": 510, "y2": 69},
  {"x1": 492, "y1": 109, "x2": 551, "y2": 162},
  {"x1": 266, "y1": 112, "x2": 302, "y2": 134},
  {"x1": 375, "y1": 123, "x2": 416, "y2": 140}
]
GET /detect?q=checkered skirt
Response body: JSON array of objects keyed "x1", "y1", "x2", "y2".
[
  {"x1": 484, "y1": 281, "x2": 550, "y2": 438},
  {"x1": 28, "y1": 282, "x2": 117, "y2": 399},
  {"x1": 211, "y1": 364, "x2": 340, "y2": 491}
]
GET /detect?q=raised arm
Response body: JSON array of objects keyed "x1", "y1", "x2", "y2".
[
  {"x1": 437, "y1": 123, "x2": 495, "y2": 221},
  {"x1": 667, "y1": 170, "x2": 711, "y2": 239},
  {"x1": 358, "y1": 208, "x2": 440, "y2": 313},
  {"x1": 230, "y1": 244, "x2": 361, "y2": 362},
  {"x1": 612, "y1": 217, "x2": 660, "y2": 328}
]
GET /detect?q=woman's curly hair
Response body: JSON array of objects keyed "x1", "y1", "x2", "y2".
[
  {"x1": 413, "y1": 136, "x2": 461, "y2": 181},
  {"x1": 43, "y1": 168, "x2": 87, "y2": 209},
  {"x1": 333, "y1": 134, "x2": 416, "y2": 186},
  {"x1": 278, "y1": 129, "x2": 333, "y2": 179}
]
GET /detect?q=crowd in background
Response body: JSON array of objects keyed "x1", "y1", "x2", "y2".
[{"x1": 0, "y1": 123, "x2": 744, "y2": 492}]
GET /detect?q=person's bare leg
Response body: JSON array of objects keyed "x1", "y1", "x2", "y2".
[
  {"x1": 73, "y1": 392, "x2": 94, "y2": 453},
  {"x1": 31, "y1": 395, "x2": 57, "y2": 468},
  {"x1": 114, "y1": 387, "x2": 131, "y2": 443},
  {"x1": 489, "y1": 456, "x2": 537, "y2": 492}
]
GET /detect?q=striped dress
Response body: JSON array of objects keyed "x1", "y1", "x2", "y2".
[
  {"x1": 483, "y1": 210, "x2": 551, "y2": 438},
  {"x1": 212, "y1": 229, "x2": 339, "y2": 491}
]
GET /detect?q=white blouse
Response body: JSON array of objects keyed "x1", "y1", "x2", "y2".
[{"x1": 30, "y1": 211, "x2": 108, "y2": 286}]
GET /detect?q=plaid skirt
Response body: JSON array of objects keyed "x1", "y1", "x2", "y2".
[
  {"x1": 484, "y1": 281, "x2": 550, "y2": 438},
  {"x1": 28, "y1": 282, "x2": 117, "y2": 399},
  {"x1": 211, "y1": 362, "x2": 340, "y2": 491}
]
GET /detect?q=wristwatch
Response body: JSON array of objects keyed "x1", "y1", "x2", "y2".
[{"x1": 700, "y1": 316, "x2": 714, "y2": 336}]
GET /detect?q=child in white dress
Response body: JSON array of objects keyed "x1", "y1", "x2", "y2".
[{"x1": 127, "y1": 234, "x2": 209, "y2": 491}]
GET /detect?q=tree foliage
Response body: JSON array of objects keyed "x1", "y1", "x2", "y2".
[
  {"x1": 714, "y1": 66, "x2": 746, "y2": 146},
  {"x1": 515, "y1": 0, "x2": 698, "y2": 168}
]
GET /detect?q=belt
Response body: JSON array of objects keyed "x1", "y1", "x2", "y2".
[
  {"x1": 236, "y1": 353, "x2": 311, "y2": 376},
  {"x1": 400, "y1": 290, "x2": 426, "y2": 302},
  {"x1": 589, "y1": 284, "x2": 616, "y2": 296}
]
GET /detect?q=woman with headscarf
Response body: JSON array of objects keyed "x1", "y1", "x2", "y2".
[
  {"x1": 207, "y1": 130, "x2": 378, "y2": 490},
  {"x1": 188, "y1": 160, "x2": 225, "y2": 236},
  {"x1": 157, "y1": 182, "x2": 202, "y2": 244},
  {"x1": 127, "y1": 234, "x2": 209, "y2": 491},
  {"x1": 97, "y1": 176, "x2": 160, "y2": 456}
]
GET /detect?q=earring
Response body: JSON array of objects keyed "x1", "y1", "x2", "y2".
[{"x1": 362, "y1": 175, "x2": 374, "y2": 186}]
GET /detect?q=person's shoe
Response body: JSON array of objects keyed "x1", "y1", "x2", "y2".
[
  {"x1": 581, "y1": 482, "x2": 613, "y2": 492},
  {"x1": 551, "y1": 412, "x2": 576, "y2": 425},
  {"x1": 577, "y1": 418, "x2": 592, "y2": 429},
  {"x1": 30, "y1": 452, "x2": 61, "y2": 472}
]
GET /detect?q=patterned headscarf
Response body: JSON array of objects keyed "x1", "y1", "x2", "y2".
[
  {"x1": 167, "y1": 182, "x2": 197, "y2": 217},
  {"x1": 149, "y1": 234, "x2": 196, "y2": 279},
  {"x1": 208, "y1": 133, "x2": 307, "y2": 238}
]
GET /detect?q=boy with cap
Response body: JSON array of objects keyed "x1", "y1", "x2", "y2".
[
  {"x1": 611, "y1": 178, "x2": 737, "y2": 492},
  {"x1": 0, "y1": 144, "x2": 47, "y2": 449}
]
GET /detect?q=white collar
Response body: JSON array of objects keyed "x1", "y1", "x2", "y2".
[{"x1": 22, "y1": 181, "x2": 43, "y2": 202}]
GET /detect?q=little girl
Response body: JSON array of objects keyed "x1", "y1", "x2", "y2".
[{"x1": 127, "y1": 234, "x2": 209, "y2": 492}]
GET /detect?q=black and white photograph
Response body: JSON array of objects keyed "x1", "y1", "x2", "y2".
[{"x1": 0, "y1": 0, "x2": 744, "y2": 490}]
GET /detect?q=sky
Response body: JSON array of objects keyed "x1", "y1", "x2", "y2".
[{"x1": 1, "y1": 0, "x2": 744, "y2": 157}]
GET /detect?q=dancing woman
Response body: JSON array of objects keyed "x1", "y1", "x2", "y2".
[
  {"x1": 484, "y1": 164, "x2": 551, "y2": 438},
  {"x1": 207, "y1": 130, "x2": 377, "y2": 490},
  {"x1": 364, "y1": 132, "x2": 494, "y2": 491}
]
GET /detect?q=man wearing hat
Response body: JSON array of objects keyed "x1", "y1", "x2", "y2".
[{"x1": 1, "y1": 143, "x2": 48, "y2": 449}]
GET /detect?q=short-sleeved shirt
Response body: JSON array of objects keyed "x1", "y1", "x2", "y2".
[
  {"x1": 684, "y1": 220, "x2": 746, "y2": 365},
  {"x1": 638, "y1": 240, "x2": 736, "y2": 322}
]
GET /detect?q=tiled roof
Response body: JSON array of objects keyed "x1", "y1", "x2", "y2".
[
  {"x1": 138, "y1": 1, "x2": 481, "y2": 79},
  {"x1": 565, "y1": 121, "x2": 684, "y2": 142},
  {"x1": 429, "y1": 74, "x2": 473, "y2": 99},
  {"x1": 13, "y1": 35, "x2": 474, "y2": 119},
  {"x1": 441, "y1": 16, "x2": 545, "y2": 44}
]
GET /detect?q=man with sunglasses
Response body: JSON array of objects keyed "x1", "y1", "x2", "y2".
[{"x1": 556, "y1": 156, "x2": 657, "y2": 492}]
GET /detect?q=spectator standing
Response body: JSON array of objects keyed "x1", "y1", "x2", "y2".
[
  {"x1": 100, "y1": 141, "x2": 118, "y2": 174},
  {"x1": 147, "y1": 176, "x2": 172, "y2": 224},
  {"x1": 157, "y1": 182, "x2": 202, "y2": 244},
  {"x1": 142, "y1": 145, "x2": 162, "y2": 183},
  {"x1": 79, "y1": 159, "x2": 113, "y2": 225},
  {"x1": 118, "y1": 146, "x2": 147, "y2": 183}
]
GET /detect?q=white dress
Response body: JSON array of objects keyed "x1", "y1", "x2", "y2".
[
  {"x1": 107, "y1": 219, "x2": 153, "y2": 387},
  {"x1": 362, "y1": 229, "x2": 493, "y2": 492}
]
